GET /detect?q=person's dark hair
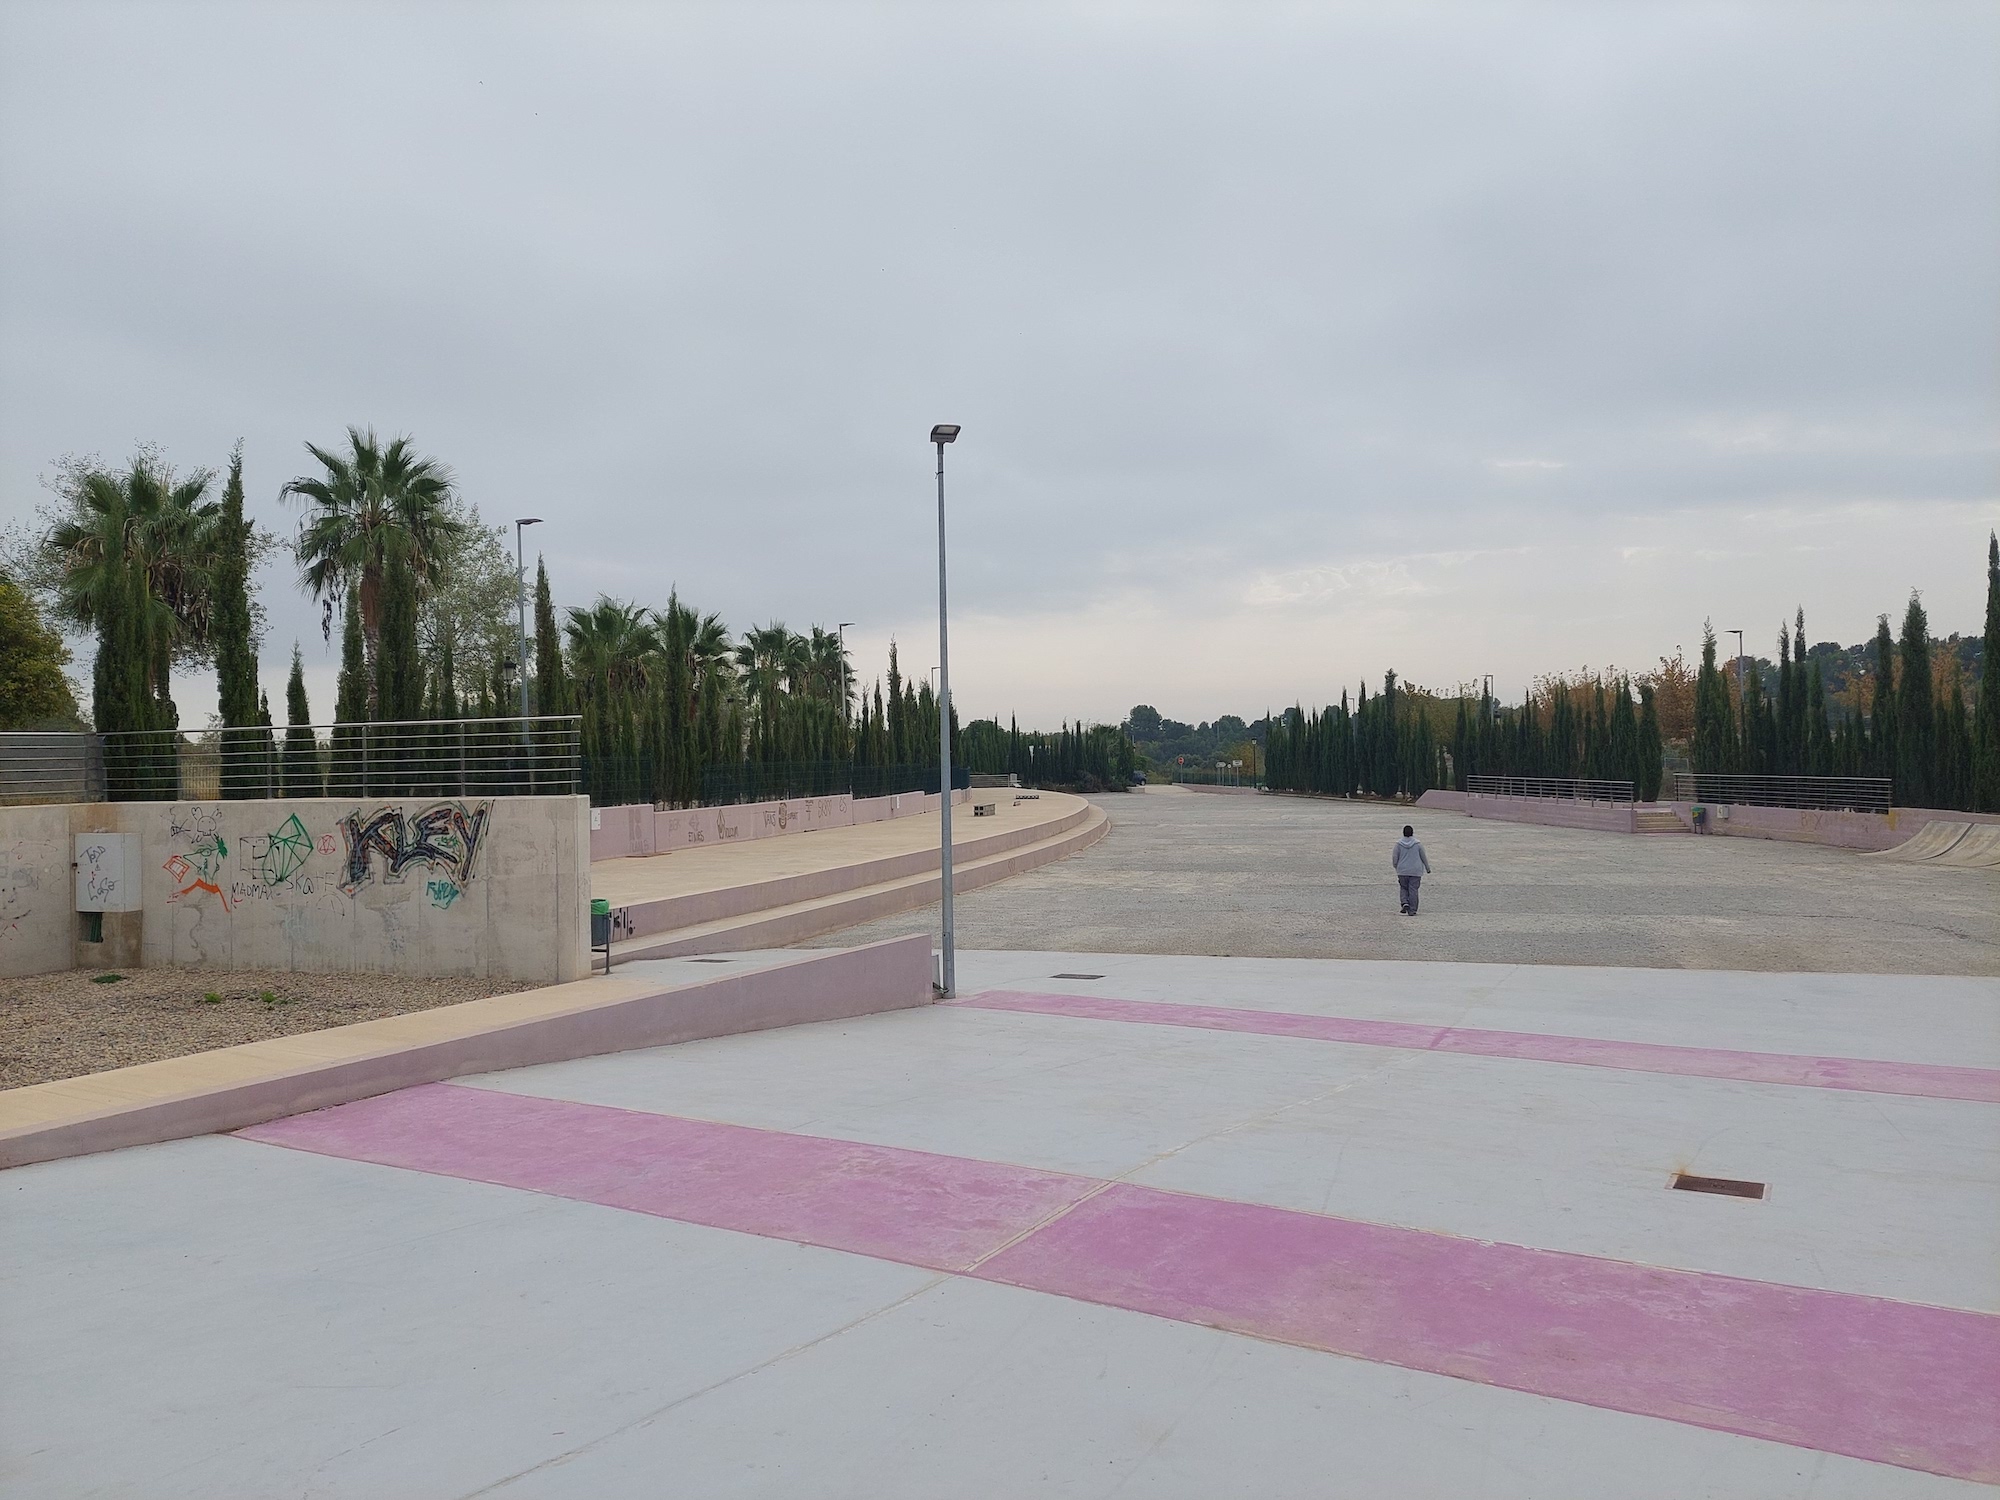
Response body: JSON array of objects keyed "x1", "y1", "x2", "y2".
[{"x1": 1403, "y1": 825, "x2": 1413, "y2": 837}]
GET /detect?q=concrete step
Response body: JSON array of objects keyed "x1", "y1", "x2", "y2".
[
  {"x1": 608, "y1": 803, "x2": 1111, "y2": 961},
  {"x1": 615, "y1": 796, "x2": 1092, "y2": 941},
  {"x1": 1633, "y1": 810, "x2": 1691, "y2": 835}
]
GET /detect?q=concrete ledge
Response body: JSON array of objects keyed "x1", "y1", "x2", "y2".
[
  {"x1": 1466, "y1": 794, "x2": 1635, "y2": 834},
  {"x1": 622, "y1": 796, "x2": 1092, "y2": 939},
  {"x1": 615, "y1": 803, "x2": 1111, "y2": 960},
  {"x1": 1415, "y1": 789, "x2": 1469, "y2": 812},
  {"x1": 0, "y1": 935, "x2": 933, "y2": 1171},
  {"x1": 1664, "y1": 801, "x2": 2000, "y2": 853}
]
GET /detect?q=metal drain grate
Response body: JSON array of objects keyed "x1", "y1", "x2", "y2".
[
  {"x1": 1051, "y1": 973, "x2": 1104, "y2": 980},
  {"x1": 1671, "y1": 1172, "x2": 1766, "y2": 1199}
]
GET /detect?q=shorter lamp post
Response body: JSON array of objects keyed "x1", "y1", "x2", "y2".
[{"x1": 930, "y1": 423, "x2": 960, "y2": 995}]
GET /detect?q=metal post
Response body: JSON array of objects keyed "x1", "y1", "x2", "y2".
[
  {"x1": 935, "y1": 437, "x2": 955, "y2": 997},
  {"x1": 515, "y1": 519, "x2": 542, "y2": 754}
]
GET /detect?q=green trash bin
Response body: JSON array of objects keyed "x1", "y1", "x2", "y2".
[{"x1": 591, "y1": 897, "x2": 611, "y2": 948}]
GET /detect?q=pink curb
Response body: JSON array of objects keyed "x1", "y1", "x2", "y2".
[
  {"x1": 238, "y1": 1082, "x2": 2000, "y2": 1482},
  {"x1": 954, "y1": 990, "x2": 2000, "y2": 1104}
]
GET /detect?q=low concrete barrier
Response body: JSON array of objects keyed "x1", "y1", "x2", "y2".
[
  {"x1": 621, "y1": 795, "x2": 1094, "y2": 939},
  {"x1": 589, "y1": 789, "x2": 968, "y2": 861},
  {"x1": 0, "y1": 934, "x2": 934, "y2": 1171},
  {"x1": 1465, "y1": 794, "x2": 1635, "y2": 834},
  {"x1": 1667, "y1": 802, "x2": 2000, "y2": 853}
]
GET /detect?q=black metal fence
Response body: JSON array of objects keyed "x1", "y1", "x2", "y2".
[
  {"x1": 1467, "y1": 775, "x2": 1636, "y2": 804},
  {"x1": 1669, "y1": 773, "x2": 1892, "y2": 813},
  {"x1": 0, "y1": 718, "x2": 582, "y2": 804}
]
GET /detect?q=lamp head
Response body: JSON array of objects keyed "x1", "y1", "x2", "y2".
[
  {"x1": 930, "y1": 424, "x2": 960, "y2": 445},
  {"x1": 517, "y1": 517, "x2": 543, "y2": 527}
]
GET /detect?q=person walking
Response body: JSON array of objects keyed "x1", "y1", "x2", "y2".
[{"x1": 1392, "y1": 824, "x2": 1431, "y2": 915}]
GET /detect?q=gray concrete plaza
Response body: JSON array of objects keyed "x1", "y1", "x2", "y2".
[{"x1": 811, "y1": 786, "x2": 2000, "y2": 974}]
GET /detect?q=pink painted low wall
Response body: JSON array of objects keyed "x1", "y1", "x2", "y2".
[
  {"x1": 0, "y1": 934, "x2": 935, "y2": 1170},
  {"x1": 589, "y1": 789, "x2": 967, "y2": 861},
  {"x1": 1465, "y1": 794, "x2": 1634, "y2": 833},
  {"x1": 1665, "y1": 802, "x2": 2000, "y2": 853}
]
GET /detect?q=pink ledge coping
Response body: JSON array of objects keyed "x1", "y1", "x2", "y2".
[
  {"x1": 953, "y1": 990, "x2": 2000, "y2": 1104},
  {"x1": 0, "y1": 935, "x2": 934, "y2": 1171},
  {"x1": 242, "y1": 1082, "x2": 2000, "y2": 1483}
]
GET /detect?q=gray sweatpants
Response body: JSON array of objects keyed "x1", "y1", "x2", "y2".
[{"x1": 1398, "y1": 874, "x2": 1421, "y2": 914}]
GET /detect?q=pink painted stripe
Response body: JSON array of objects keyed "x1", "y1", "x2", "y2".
[
  {"x1": 238, "y1": 1083, "x2": 1094, "y2": 1272},
  {"x1": 238, "y1": 1082, "x2": 2000, "y2": 1482},
  {"x1": 977, "y1": 1184, "x2": 2000, "y2": 1484},
  {"x1": 956, "y1": 990, "x2": 2000, "y2": 1104}
]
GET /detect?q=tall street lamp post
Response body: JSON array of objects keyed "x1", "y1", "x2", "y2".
[
  {"x1": 515, "y1": 518, "x2": 543, "y2": 726},
  {"x1": 930, "y1": 423, "x2": 960, "y2": 996},
  {"x1": 838, "y1": 622, "x2": 855, "y2": 720}
]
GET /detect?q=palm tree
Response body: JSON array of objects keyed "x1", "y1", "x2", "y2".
[
  {"x1": 803, "y1": 626, "x2": 852, "y2": 714},
  {"x1": 47, "y1": 457, "x2": 219, "y2": 670},
  {"x1": 564, "y1": 598, "x2": 655, "y2": 698},
  {"x1": 282, "y1": 426, "x2": 464, "y2": 660}
]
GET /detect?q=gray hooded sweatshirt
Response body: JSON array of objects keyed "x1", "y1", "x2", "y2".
[{"x1": 1392, "y1": 835, "x2": 1431, "y2": 876}]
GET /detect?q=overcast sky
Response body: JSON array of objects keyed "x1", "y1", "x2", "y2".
[{"x1": 3, "y1": 1, "x2": 1995, "y2": 730}]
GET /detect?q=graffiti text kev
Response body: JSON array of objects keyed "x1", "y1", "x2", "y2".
[{"x1": 338, "y1": 801, "x2": 492, "y2": 903}]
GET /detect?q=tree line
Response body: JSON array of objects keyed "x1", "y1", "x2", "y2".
[
  {"x1": 5, "y1": 430, "x2": 1131, "y2": 805},
  {"x1": 1690, "y1": 545, "x2": 1999, "y2": 812},
  {"x1": 1265, "y1": 534, "x2": 1997, "y2": 812}
]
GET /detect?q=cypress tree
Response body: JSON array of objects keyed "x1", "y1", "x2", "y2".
[
  {"x1": 375, "y1": 534, "x2": 423, "y2": 723},
  {"x1": 1693, "y1": 623, "x2": 1735, "y2": 774},
  {"x1": 1974, "y1": 531, "x2": 2000, "y2": 812},
  {"x1": 1636, "y1": 683, "x2": 1664, "y2": 800},
  {"x1": 213, "y1": 445, "x2": 262, "y2": 797},
  {"x1": 331, "y1": 592, "x2": 369, "y2": 796},
  {"x1": 1868, "y1": 614, "x2": 1898, "y2": 790},
  {"x1": 282, "y1": 645, "x2": 321, "y2": 796},
  {"x1": 1894, "y1": 594, "x2": 1933, "y2": 807},
  {"x1": 533, "y1": 556, "x2": 563, "y2": 717}
]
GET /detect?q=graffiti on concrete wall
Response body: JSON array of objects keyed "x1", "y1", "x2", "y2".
[
  {"x1": 338, "y1": 800, "x2": 492, "y2": 906},
  {"x1": 0, "y1": 844, "x2": 39, "y2": 939},
  {"x1": 163, "y1": 805, "x2": 232, "y2": 910},
  {"x1": 157, "y1": 801, "x2": 492, "y2": 915}
]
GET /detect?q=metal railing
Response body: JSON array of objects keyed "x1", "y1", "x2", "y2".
[
  {"x1": 1467, "y1": 775, "x2": 1635, "y2": 804},
  {"x1": 0, "y1": 732, "x2": 105, "y2": 805},
  {"x1": 696, "y1": 761, "x2": 969, "y2": 807},
  {"x1": 1, "y1": 717, "x2": 582, "y2": 804},
  {"x1": 1670, "y1": 773, "x2": 1891, "y2": 813}
]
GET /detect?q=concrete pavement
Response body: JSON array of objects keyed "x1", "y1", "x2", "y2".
[{"x1": 7, "y1": 948, "x2": 1995, "y2": 1497}]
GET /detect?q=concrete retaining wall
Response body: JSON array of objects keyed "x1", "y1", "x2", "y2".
[
  {"x1": 0, "y1": 796, "x2": 589, "y2": 984},
  {"x1": 1665, "y1": 801, "x2": 2000, "y2": 852},
  {"x1": 589, "y1": 789, "x2": 967, "y2": 861},
  {"x1": 1465, "y1": 794, "x2": 1635, "y2": 833},
  {"x1": 0, "y1": 935, "x2": 934, "y2": 1170}
]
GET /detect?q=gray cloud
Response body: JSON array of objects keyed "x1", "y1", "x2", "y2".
[{"x1": 3, "y1": 1, "x2": 1995, "y2": 728}]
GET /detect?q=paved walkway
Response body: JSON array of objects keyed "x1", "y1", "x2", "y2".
[
  {"x1": 8, "y1": 949, "x2": 1996, "y2": 1496},
  {"x1": 811, "y1": 785, "x2": 2000, "y2": 974}
]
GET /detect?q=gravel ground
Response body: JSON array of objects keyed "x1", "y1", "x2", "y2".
[
  {"x1": 807, "y1": 785, "x2": 2000, "y2": 975},
  {"x1": 0, "y1": 969, "x2": 533, "y2": 1090}
]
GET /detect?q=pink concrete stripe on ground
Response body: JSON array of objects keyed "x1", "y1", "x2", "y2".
[
  {"x1": 238, "y1": 1083, "x2": 1094, "y2": 1272},
  {"x1": 955, "y1": 990, "x2": 2000, "y2": 1103},
  {"x1": 239, "y1": 1081, "x2": 2000, "y2": 1482}
]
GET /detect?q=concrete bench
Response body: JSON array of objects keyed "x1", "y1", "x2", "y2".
[{"x1": 973, "y1": 802, "x2": 997, "y2": 817}]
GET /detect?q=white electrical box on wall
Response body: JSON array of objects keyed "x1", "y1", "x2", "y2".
[{"x1": 74, "y1": 833, "x2": 142, "y2": 913}]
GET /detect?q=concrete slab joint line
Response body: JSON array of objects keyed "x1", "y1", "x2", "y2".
[
  {"x1": 0, "y1": 936, "x2": 935, "y2": 1170},
  {"x1": 238, "y1": 1082, "x2": 2000, "y2": 1485},
  {"x1": 951, "y1": 989, "x2": 2000, "y2": 1103}
]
